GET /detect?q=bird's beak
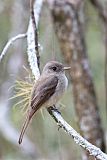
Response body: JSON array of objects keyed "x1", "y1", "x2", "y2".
[{"x1": 64, "y1": 66, "x2": 71, "y2": 70}]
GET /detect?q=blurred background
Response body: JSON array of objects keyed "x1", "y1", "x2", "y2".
[{"x1": 0, "y1": 0, "x2": 106, "y2": 160}]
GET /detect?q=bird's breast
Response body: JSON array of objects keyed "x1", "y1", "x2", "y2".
[{"x1": 46, "y1": 74, "x2": 68, "y2": 107}]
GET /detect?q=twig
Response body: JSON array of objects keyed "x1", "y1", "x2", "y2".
[
  {"x1": 47, "y1": 107, "x2": 107, "y2": 160},
  {"x1": 0, "y1": 33, "x2": 27, "y2": 62}
]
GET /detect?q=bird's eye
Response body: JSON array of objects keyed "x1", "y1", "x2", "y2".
[{"x1": 52, "y1": 66, "x2": 57, "y2": 71}]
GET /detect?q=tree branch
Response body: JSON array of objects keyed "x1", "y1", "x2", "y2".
[
  {"x1": 47, "y1": 107, "x2": 107, "y2": 160},
  {"x1": 27, "y1": 0, "x2": 43, "y2": 79},
  {"x1": 0, "y1": 33, "x2": 27, "y2": 62},
  {"x1": 30, "y1": 0, "x2": 40, "y2": 69}
]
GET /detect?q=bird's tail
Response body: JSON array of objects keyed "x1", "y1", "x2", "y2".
[
  {"x1": 18, "y1": 105, "x2": 40, "y2": 144},
  {"x1": 18, "y1": 112, "x2": 31, "y2": 145}
]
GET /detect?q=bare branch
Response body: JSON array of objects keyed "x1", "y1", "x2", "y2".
[
  {"x1": 47, "y1": 107, "x2": 107, "y2": 160},
  {"x1": 0, "y1": 33, "x2": 27, "y2": 62},
  {"x1": 30, "y1": 0, "x2": 40, "y2": 69},
  {"x1": 27, "y1": 0, "x2": 43, "y2": 80}
]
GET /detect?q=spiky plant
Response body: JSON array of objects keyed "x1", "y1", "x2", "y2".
[{"x1": 10, "y1": 79, "x2": 33, "y2": 114}]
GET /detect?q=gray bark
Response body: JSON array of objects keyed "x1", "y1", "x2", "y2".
[{"x1": 48, "y1": 0, "x2": 105, "y2": 159}]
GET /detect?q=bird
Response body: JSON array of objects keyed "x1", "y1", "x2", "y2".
[{"x1": 18, "y1": 61, "x2": 70, "y2": 144}]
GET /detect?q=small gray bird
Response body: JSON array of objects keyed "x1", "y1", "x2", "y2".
[{"x1": 18, "y1": 61, "x2": 70, "y2": 144}]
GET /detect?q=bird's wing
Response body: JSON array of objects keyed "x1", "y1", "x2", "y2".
[
  {"x1": 18, "y1": 75, "x2": 58, "y2": 144},
  {"x1": 30, "y1": 75, "x2": 58, "y2": 111}
]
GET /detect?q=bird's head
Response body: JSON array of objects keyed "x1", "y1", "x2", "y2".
[{"x1": 42, "y1": 61, "x2": 70, "y2": 75}]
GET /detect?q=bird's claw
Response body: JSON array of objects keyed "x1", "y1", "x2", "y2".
[{"x1": 57, "y1": 123, "x2": 62, "y2": 131}]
